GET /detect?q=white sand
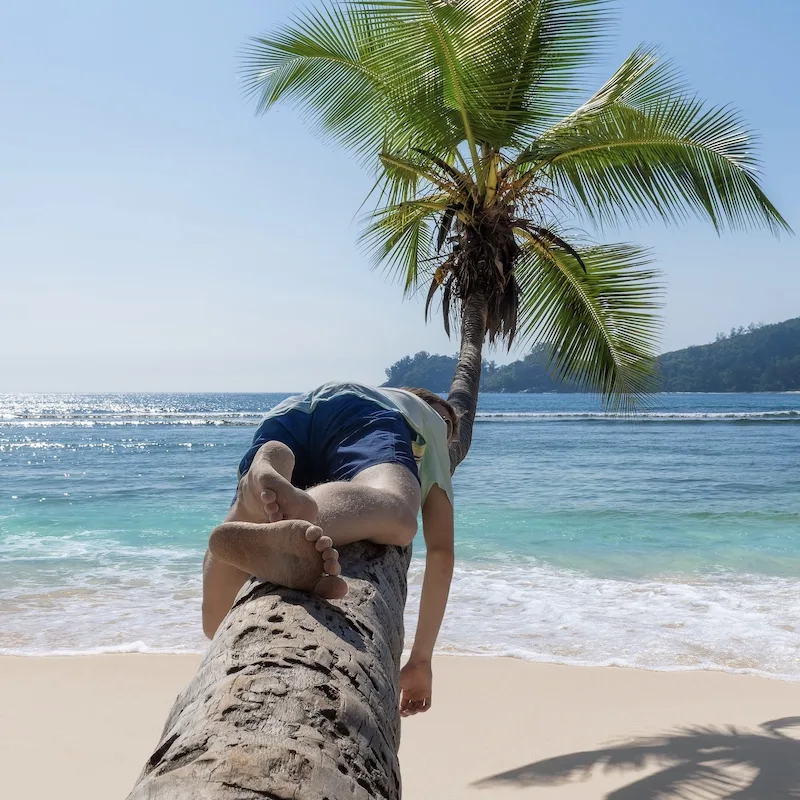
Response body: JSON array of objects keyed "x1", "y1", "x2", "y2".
[{"x1": 2, "y1": 655, "x2": 799, "y2": 799}]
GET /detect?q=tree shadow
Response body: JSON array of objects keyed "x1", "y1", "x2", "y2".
[{"x1": 474, "y1": 717, "x2": 800, "y2": 799}]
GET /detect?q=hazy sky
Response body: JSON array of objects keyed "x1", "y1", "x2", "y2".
[{"x1": 2, "y1": 0, "x2": 797, "y2": 392}]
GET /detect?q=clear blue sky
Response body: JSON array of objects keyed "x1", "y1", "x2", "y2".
[{"x1": 1, "y1": 0, "x2": 797, "y2": 392}]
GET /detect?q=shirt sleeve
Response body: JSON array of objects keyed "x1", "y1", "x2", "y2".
[{"x1": 429, "y1": 431, "x2": 454, "y2": 506}]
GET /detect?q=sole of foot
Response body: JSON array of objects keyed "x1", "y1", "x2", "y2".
[
  {"x1": 254, "y1": 465, "x2": 319, "y2": 524},
  {"x1": 209, "y1": 519, "x2": 348, "y2": 600}
]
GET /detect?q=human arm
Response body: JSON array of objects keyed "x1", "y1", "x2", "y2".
[{"x1": 399, "y1": 484, "x2": 454, "y2": 716}]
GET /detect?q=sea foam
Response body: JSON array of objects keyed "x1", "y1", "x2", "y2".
[{"x1": 3, "y1": 551, "x2": 799, "y2": 681}]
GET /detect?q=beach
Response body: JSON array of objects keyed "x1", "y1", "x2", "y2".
[{"x1": 3, "y1": 654, "x2": 799, "y2": 799}]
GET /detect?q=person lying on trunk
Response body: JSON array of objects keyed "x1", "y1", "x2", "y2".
[{"x1": 202, "y1": 382, "x2": 458, "y2": 717}]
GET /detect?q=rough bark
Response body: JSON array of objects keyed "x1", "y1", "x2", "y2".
[
  {"x1": 448, "y1": 291, "x2": 488, "y2": 470},
  {"x1": 129, "y1": 541, "x2": 411, "y2": 800}
]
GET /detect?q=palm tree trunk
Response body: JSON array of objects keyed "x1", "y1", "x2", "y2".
[
  {"x1": 447, "y1": 291, "x2": 488, "y2": 470},
  {"x1": 128, "y1": 542, "x2": 411, "y2": 800}
]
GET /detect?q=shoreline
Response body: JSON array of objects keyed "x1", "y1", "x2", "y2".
[
  {"x1": 2, "y1": 646, "x2": 799, "y2": 684},
  {"x1": 3, "y1": 654, "x2": 800, "y2": 799}
]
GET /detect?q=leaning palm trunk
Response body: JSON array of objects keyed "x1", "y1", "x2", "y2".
[
  {"x1": 129, "y1": 542, "x2": 411, "y2": 800},
  {"x1": 448, "y1": 292, "x2": 488, "y2": 469}
]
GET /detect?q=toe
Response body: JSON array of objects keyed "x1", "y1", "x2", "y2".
[
  {"x1": 268, "y1": 511, "x2": 283, "y2": 522},
  {"x1": 260, "y1": 490, "x2": 277, "y2": 505},
  {"x1": 304, "y1": 525, "x2": 323, "y2": 543},
  {"x1": 315, "y1": 535, "x2": 333, "y2": 553},
  {"x1": 323, "y1": 558, "x2": 341, "y2": 576},
  {"x1": 322, "y1": 548, "x2": 338, "y2": 561}
]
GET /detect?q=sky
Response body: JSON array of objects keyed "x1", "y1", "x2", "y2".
[{"x1": 1, "y1": 0, "x2": 797, "y2": 392}]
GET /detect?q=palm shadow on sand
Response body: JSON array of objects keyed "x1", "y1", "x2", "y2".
[{"x1": 474, "y1": 717, "x2": 800, "y2": 799}]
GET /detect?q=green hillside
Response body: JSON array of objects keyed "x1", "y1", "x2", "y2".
[
  {"x1": 659, "y1": 317, "x2": 800, "y2": 392},
  {"x1": 383, "y1": 317, "x2": 800, "y2": 393},
  {"x1": 382, "y1": 347, "x2": 577, "y2": 393}
]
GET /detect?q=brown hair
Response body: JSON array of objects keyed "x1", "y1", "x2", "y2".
[{"x1": 402, "y1": 387, "x2": 460, "y2": 440}]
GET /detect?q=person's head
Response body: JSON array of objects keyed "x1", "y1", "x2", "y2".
[{"x1": 403, "y1": 387, "x2": 460, "y2": 443}]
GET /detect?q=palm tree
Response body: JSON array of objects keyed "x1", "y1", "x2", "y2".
[
  {"x1": 241, "y1": 0, "x2": 788, "y2": 466},
  {"x1": 128, "y1": 4, "x2": 788, "y2": 798}
]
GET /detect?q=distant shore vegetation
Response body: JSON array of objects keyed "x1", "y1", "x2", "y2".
[{"x1": 384, "y1": 317, "x2": 800, "y2": 393}]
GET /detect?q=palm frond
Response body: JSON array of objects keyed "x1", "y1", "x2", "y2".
[
  {"x1": 424, "y1": 272, "x2": 441, "y2": 319},
  {"x1": 568, "y1": 44, "x2": 687, "y2": 115},
  {"x1": 455, "y1": 0, "x2": 615, "y2": 144},
  {"x1": 345, "y1": 0, "x2": 481, "y2": 158},
  {"x1": 514, "y1": 221, "x2": 587, "y2": 272},
  {"x1": 412, "y1": 147, "x2": 476, "y2": 195},
  {"x1": 514, "y1": 240, "x2": 663, "y2": 409},
  {"x1": 360, "y1": 200, "x2": 439, "y2": 290},
  {"x1": 344, "y1": 1, "x2": 612, "y2": 156},
  {"x1": 241, "y1": 2, "x2": 393, "y2": 158},
  {"x1": 379, "y1": 151, "x2": 463, "y2": 196},
  {"x1": 516, "y1": 47, "x2": 791, "y2": 232},
  {"x1": 496, "y1": 274, "x2": 521, "y2": 347},
  {"x1": 373, "y1": 143, "x2": 478, "y2": 227},
  {"x1": 436, "y1": 205, "x2": 459, "y2": 252},
  {"x1": 441, "y1": 272, "x2": 455, "y2": 336}
]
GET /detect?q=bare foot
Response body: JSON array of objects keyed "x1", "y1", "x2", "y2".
[
  {"x1": 209, "y1": 519, "x2": 348, "y2": 599},
  {"x1": 246, "y1": 445, "x2": 318, "y2": 523}
]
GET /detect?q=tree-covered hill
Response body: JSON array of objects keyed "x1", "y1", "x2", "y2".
[
  {"x1": 659, "y1": 318, "x2": 800, "y2": 391},
  {"x1": 382, "y1": 346, "x2": 576, "y2": 393},
  {"x1": 383, "y1": 317, "x2": 800, "y2": 393}
]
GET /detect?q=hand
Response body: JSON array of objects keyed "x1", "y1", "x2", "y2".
[{"x1": 399, "y1": 658, "x2": 432, "y2": 717}]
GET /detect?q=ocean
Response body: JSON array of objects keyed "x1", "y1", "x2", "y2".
[{"x1": 1, "y1": 392, "x2": 799, "y2": 680}]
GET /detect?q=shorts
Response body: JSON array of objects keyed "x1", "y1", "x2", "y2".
[{"x1": 237, "y1": 393, "x2": 420, "y2": 491}]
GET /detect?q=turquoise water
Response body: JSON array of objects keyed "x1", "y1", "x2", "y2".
[{"x1": 1, "y1": 392, "x2": 799, "y2": 678}]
